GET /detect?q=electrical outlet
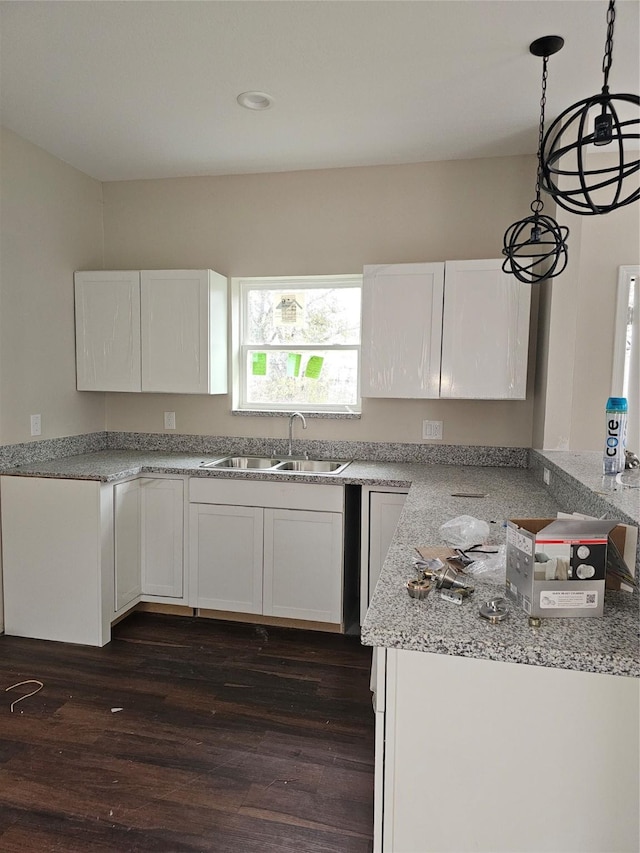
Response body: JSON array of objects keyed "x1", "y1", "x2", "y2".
[
  {"x1": 164, "y1": 411, "x2": 176, "y2": 430},
  {"x1": 30, "y1": 414, "x2": 41, "y2": 436},
  {"x1": 543, "y1": 467, "x2": 550, "y2": 485},
  {"x1": 422, "y1": 419, "x2": 443, "y2": 440}
]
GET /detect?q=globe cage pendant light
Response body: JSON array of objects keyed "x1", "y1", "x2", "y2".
[
  {"x1": 502, "y1": 36, "x2": 569, "y2": 284},
  {"x1": 540, "y1": 0, "x2": 640, "y2": 215}
]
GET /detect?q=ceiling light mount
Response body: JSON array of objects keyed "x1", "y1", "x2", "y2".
[
  {"x1": 236, "y1": 91, "x2": 274, "y2": 111},
  {"x1": 502, "y1": 36, "x2": 569, "y2": 284},
  {"x1": 529, "y1": 35, "x2": 564, "y2": 58},
  {"x1": 540, "y1": 0, "x2": 640, "y2": 215}
]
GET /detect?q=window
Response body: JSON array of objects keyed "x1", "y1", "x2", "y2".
[{"x1": 233, "y1": 275, "x2": 362, "y2": 413}]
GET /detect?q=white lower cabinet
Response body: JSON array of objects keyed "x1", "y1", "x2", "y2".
[
  {"x1": 1, "y1": 473, "x2": 186, "y2": 645},
  {"x1": 375, "y1": 648, "x2": 639, "y2": 853},
  {"x1": 189, "y1": 478, "x2": 344, "y2": 626},
  {"x1": 0, "y1": 472, "x2": 342, "y2": 645}
]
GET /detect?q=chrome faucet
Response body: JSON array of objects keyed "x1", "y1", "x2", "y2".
[{"x1": 288, "y1": 411, "x2": 307, "y2": 456}]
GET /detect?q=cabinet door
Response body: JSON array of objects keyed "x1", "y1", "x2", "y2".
[
  {"x1": 361, "y1": 263, "x2": 444, "y2": 398},
  {"x1": 141, "y1": 478, "x2": 184, "y2": 599},
  {"x1": 440, "y1": 260, "x2": 531, "y2": 399},
  {"x1": 75, "y1": 271, "x2": 141, "y2": 391},
  {"x1": 263, "y1": 508, "x2": 343, "y2": 624},
  {"x1": 141, "y1": 270, "x2": 227, "y2": 394},
  {"x1": 114, "y1": 479, "x2": 142, "y2": 612},
  {"x1": 190, "y1": 504, "x2": 263, "y2": 613}
]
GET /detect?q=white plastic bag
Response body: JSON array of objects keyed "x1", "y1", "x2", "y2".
[
  {"x1": 439, "y1": 515, "x2": 490, "y2": 550},
  {"x1": 465, "y1": 544, "x2": 507, "y2": 584}
]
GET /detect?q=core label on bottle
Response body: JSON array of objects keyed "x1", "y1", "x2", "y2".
[{"x1": 539, "y1": 590, "x2": 599, "y2": 609}]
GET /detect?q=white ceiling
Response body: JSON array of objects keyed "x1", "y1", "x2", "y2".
[{"x1": 1, "y1": 0, "x2": 638, "y2": 182}]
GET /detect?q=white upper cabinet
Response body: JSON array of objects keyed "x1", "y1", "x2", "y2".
[
  {"x1": 75, "y1": 271, "x2": 141, "y2": 391},
  {"x1": 440, "y1": 260, "x2": 531, "y2": 400},
  {"x1": 361, "y1": 259, "x2": 531, "y2": 400},
  {"x1": 74, "y1": 269, "x2": 228, "y2": 394},
  {"x1": 361, "y1": 263, "x2": 444, "y2": 398}
]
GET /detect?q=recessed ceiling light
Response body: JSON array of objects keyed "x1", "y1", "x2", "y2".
[{"x1": 236, "y1": 91, "x2": 274, "y2": 111}]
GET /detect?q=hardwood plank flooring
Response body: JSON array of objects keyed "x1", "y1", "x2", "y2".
[{"x1": 0, "y1": 614, "x2": 375, "y2": 852}]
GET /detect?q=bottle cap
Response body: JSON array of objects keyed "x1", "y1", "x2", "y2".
[{"x1": 606, "y1": 397, "x2": 628, "y2": 412}]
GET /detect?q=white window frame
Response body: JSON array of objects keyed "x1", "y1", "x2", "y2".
[
  {"x1": 611, "y1": 265, "x2": 639, "y2": 455},
  {"x1": 231, "y1": 274, "x2": 362, "y2": 414}
]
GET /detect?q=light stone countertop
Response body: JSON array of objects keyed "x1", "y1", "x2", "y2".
[
  {"x1": 531, "y1": 449, "x2": 639, "y2": 525},
  {"x1": 359, "y1": 464, "x2": 638, "y2": 678},
  {"x1": 1, "y1": 448, "x2": 637, "y2": 678},
  {"x1": 0, "y1": 450, "x2": 418, "y2": 487}
]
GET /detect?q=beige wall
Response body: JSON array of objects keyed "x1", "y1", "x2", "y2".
[
  {"x1": 102, "y1": 156, "x2": 539, "y2": 446},
  {"x1": 534, "y1": 155, "x2": 640, "y2": 451},
  {"x1": 0, "y1": 127, "x2": 105, "y2": 445},
  {"x1": 3, "y1": 130, "x2": 634, "y2": 452}
]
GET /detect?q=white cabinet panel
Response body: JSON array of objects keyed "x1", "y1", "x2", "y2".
[
  {"x1": 381, "y1": 649, "x2": 639, "y2": 852},
  {"x1": 362, "y1": 263, "x2": 444, "y2": 398},
  {"x1": 141, "y1": 478, "x2": 184, "y2": 598},
  {"x1": 1, "y1": 476, "x2": 113, "y2": 647},
  {"x1": 141, "y1": 269, "x2": 227, "y2": 394},
  {"x1": 440, "y1": 259, "x2": 531, "y2": 399},
  {"x1": 190, "y1": 503, "x2": 263, "y2": 614},
  {"x1": 75, "y1": 271, "x2": 141, "y2": 391},
  {"x1": 263, "y1": 508, "x2": 343, "y2": 624},
  {"x1": 372, "y1": 647, "x2": 386, "y2": 853},
  {"x1": 114, "y1": 479, "x2": 142, "y2": 612}
]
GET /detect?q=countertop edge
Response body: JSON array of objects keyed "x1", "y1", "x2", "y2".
[{"x1": 360, "y1": 628, "x2": 640, "y2": 678}]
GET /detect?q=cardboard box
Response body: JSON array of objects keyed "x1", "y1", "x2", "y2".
[{"x1": 505, "y1": 518, "x2": 624, "y2": 618}]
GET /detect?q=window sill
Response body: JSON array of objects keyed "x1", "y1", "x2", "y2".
[{"x1": 232, "y1": 410, "x2": 361, "y2": 420}]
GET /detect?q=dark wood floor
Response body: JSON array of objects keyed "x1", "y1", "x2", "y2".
[{"x1": 0, "y1": 613, "x2": 375, "y2": 852}]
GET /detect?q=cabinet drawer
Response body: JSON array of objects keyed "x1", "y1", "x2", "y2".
[{"x1": 189, "y1": 477, "x2": 343, "y2": 512}]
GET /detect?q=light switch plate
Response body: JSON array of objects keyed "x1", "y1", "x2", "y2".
[
  {"x1": 30, "y1": 414, "x2": 42, "y2": 436},
  {"x1": 164, "y1": 411, "x2": 176, "y2": 430}
]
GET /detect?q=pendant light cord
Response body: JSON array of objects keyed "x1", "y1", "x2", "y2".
[
  {"x1": 602, "y1": 0, "x2": 616, "y2": 92},
  {"x1": 531, "y1": 56, "x2": 549, "y2": 213},
  {"x1": 532, "y1": 55, "x2": 549, "y2": 215}
]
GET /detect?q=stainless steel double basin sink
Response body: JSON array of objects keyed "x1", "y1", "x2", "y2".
[{"x1": 200, "y1": 455, "x2": 351, "y2": 475}]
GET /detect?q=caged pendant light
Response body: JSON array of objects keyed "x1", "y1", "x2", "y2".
[
  {"x1": 540, "y1": 0, "x2": 639, "y2": 215},
  {"x1": 502, "y1": 36, "x2": 569, "y2": 284}
]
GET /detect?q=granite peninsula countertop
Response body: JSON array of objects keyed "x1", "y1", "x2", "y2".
[
  {"x1": 360, "y1": 462, "x2": 639, "y2": 679},
  {"x1": 1, "y1": 448, "x2": 637, "y2": 678}
]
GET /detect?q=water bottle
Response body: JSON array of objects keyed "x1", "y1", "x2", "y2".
[{"x1": 603, "y1": 397, "x2": 628, "y2": 475}]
